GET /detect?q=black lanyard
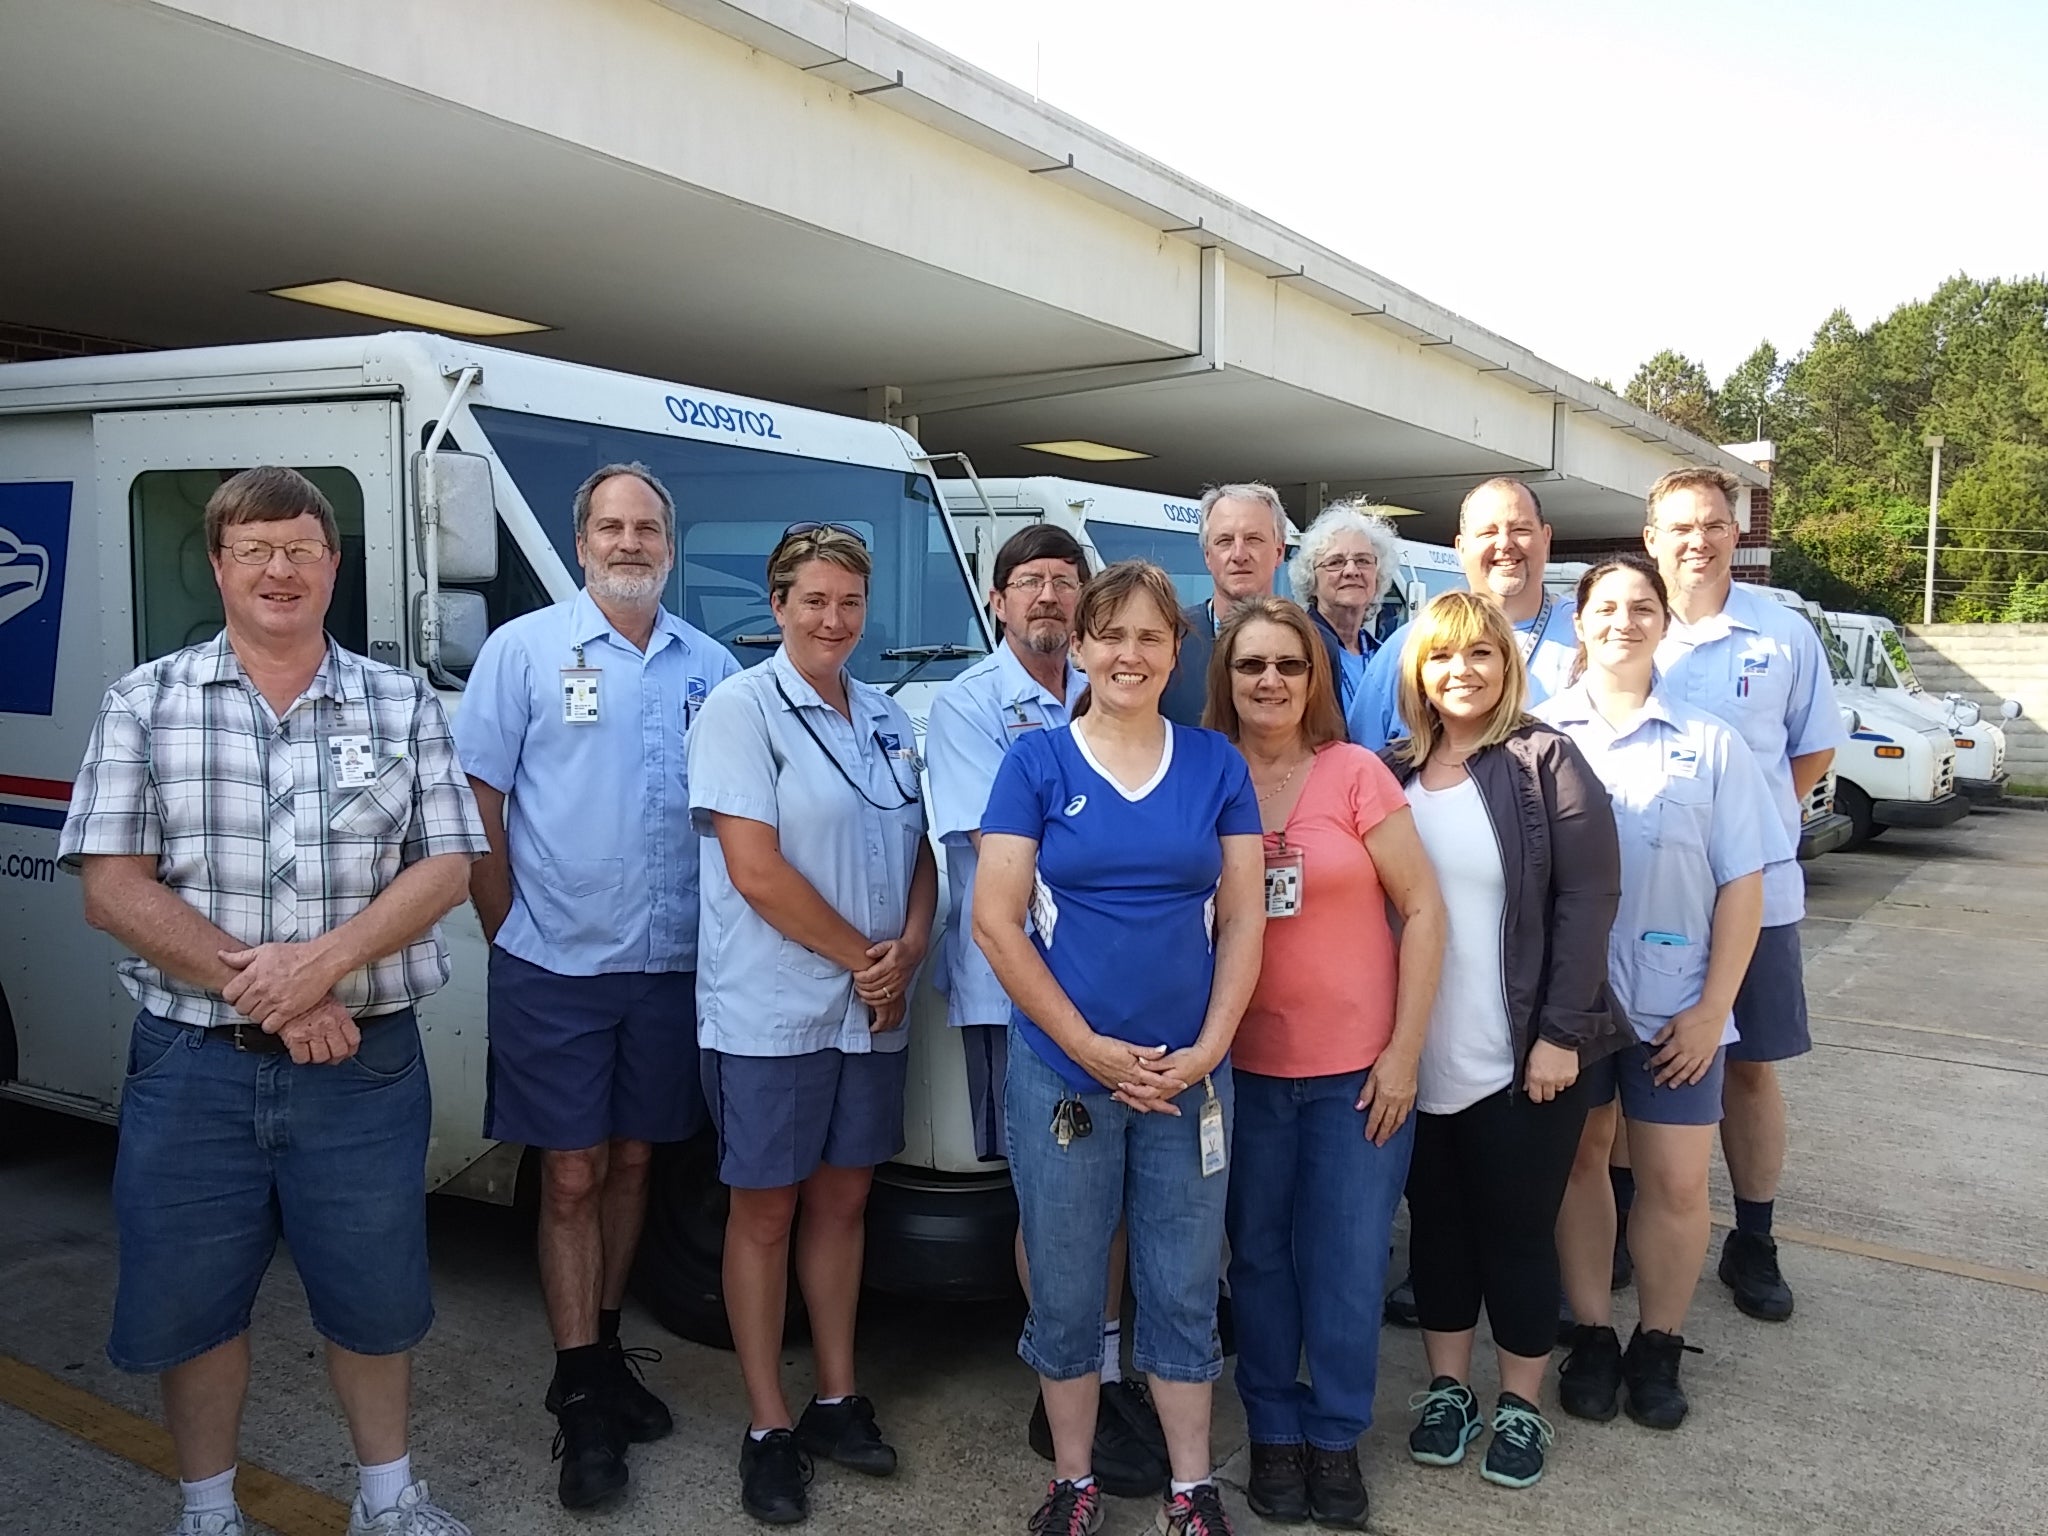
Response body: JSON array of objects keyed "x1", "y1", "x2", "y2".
[{"x1": 773, "y1": 677, "x2": 920, "y2": 811}]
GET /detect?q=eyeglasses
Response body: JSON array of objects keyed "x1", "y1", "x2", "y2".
[
  {"x1": 779, "y1": 520, "x2": 867, "y2": 547},
  {"x1": 1315, "y1": 554, "x2": 1379, "y2": 573},
  {"x1": 1661, "y1": 520, "x2": 1739, "y2": 541},
  {"x1": 1231, "y1": 656, "x2": 1311, "y2": 678},
  {"x1": 1005, "y1": 574, "x2": 1081, "y2": 596},
  {"x1": 219, "y1": 539, "x2": 331, "y2": 565}
]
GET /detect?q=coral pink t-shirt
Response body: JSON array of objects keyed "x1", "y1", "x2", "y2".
[{"x1": 1233, "y1": 742, "x2": 1410, "y2": 1079}]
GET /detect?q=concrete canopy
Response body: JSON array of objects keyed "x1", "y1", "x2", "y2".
[{"x1": 0, "y1": 0, "x2": 1762, "y2": 541}]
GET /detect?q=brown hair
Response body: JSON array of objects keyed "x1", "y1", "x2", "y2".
[
  {"x1": 1644, "y1": 465, "x2": 1743, "y2": 526},
  {"x1": 1568, "y1": 554, "x2": 1670, "y2": 682},
  {"x1": 1203, "y1": 597, "x2": 1346, "y2": 748},
  {"x1": 204, "y1": 466, "x2": 339, "y2": 553},
  {"x1": 1395, "y1": 590, "x2": 1531, "y2": 766},
  {"x1": 767, "y1": 527, "x2": 871, "y2": 604},
  {"x1": 1071, "y1": 560, "x2": 1188, "y2": 718}
]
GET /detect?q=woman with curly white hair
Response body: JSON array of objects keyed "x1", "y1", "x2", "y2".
[{"x1": 1291, "y1": 502, "x2": 1400, "y2": 715}]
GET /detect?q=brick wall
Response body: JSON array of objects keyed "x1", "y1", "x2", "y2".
[{"x1": 0, "y1": 320, "x2": 147, "y2": 365}]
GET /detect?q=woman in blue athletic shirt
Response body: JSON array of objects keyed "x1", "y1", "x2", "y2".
[{"x1": 977, "y1": 560, "x2": 1266, "y2": 1536}]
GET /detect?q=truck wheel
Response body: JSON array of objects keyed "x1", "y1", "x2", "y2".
[
  {"x1": 1836, "y1": 782, "x2": 1875, "y2": 850},
  {"x1": 631, "y1": 1131, "x2": 807, "y2": 1350}
]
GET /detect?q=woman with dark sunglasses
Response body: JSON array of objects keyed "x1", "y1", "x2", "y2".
[
  {"x1": 687, "y1": 523, "x2": 938, "y2": 1525},
  {"x1": 1202, "y1": 598, "x2": 1446, "y2": 1528}
]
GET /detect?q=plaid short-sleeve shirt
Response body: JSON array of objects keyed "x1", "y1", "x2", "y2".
[{"x1": 59, "y1": 632, "x2": 488, "y2": 1027}]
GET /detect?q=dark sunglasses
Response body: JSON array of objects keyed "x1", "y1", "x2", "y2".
[
  {"x1": 1231, "y1": 656, "x2": 1311, "y2": 678},
  {"x1": 779, "y1": 520, "x2": 867, "y2": 547}
]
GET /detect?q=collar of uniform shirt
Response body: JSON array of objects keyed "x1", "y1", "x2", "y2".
[
  {"x1": 995, "y1": 637, "x2": 1081, "y2": 709},
  {"x1": 1544, "y1": 680, "x2": 1676, "y2": 734},
  {"x1": 568, "y1": 586, "x2": 689, "y2": 655}
]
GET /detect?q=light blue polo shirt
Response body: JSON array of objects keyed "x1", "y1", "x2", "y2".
[
  {"x1": 689, "y1": 646, "x2": 929, "y2": 1057},
  {"x1": 1538, "y1": 683, "x2": 1790, "y2": 1044},
  {"x1": 452, "y1": 589, "x2": 737, "y2": 976},
  {"x1": 1346, "y1": 596, "x2": 1579, "y2": 750},
  {"x1": 1653, "y1": 583, "x2": 1845, "y2": 927},
  {"x1": 924, "y1": 641, "x2": 1087, "y2": 1028}
]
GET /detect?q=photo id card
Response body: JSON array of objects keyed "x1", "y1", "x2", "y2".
[
  {"x1": 561, "y1": 667, "x2": 602, "y2": 723},
  {"x1": 1263, "y1": 842, "x2": 1304, "y2": 918},
  {"x1": 327, "y1": 733, "x2": 377, "y2": 789},
  {"x1": 1198, "y1": 1077, "x2": 1227, "y2": 1178}
]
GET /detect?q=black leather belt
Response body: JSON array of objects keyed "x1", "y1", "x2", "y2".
[{"x1": 202, "y1": 1019, "x2": 292, "y2": 1054}]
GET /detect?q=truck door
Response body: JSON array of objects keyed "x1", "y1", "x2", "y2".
[{"x1": 43, "y1": 402, "x2": 403, "y2": 1108}]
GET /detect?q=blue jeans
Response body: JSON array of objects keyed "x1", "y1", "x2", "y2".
[
  {"x1": 108, "y1": 1010, "x2": 434, "y2": 1373},
  {"x1": 1225, "y1": 1069, "x2": 1413, "y2": 1449},
  {"x1": 1006, "y1": 1031, "x2": 1233, "y2": 1384}
]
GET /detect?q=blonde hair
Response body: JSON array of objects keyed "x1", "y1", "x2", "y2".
[
  {"x1": 767, "y1": 527, "x2": 871, "y2": 604},
  {"x1": 1204, "y1": 597, "x2": 1346, "y2": 747},
  {"x1": 1395, "y1": 591, "x2": 1531, "y2": 767}
]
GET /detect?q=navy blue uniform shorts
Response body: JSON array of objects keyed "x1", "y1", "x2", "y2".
[
  {"x1": 702, "y1": 1045, "x2": 908, "y2": 1189},
  {"x1": 1727, "y1": 922, "x2": 1812, "y2": 1064}
]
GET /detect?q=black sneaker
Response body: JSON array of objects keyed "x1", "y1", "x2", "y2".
[
  {"x1": 1612, "y1": 1209, "x2": 1634, "y2": 1289},
  {"x1": 1244, "y1": 1442, "x2": 1309, "y2": 1523},
  {"x1": 1028, "y1": 1478, "x2": 1104, "y2": 1536},
  {"x1": 600, "y1": 1340, "x2": 674, "y2": 1443},
  {"x1": 1026, "y1": 1384, "x2": 1167, "y2": 1499},
  {"x1": 1406, "y1": 1377, "x2": 1482, "y2": 1466},
  {"x1": 1557, "y1": 1323, "x2": 1622, "y2": 1422},
  {"x1": 795, "y1": 1394, "x2": 896, "y2": 1477},
  {"x1": 739, "y1": 1428, "x2": 813, "y2": 1525},
  {"x1": 1382, "y1": 1272, "x2": 1419, "y2": 1329},
  {"x1": 1719, "y1": 1230, "x2": 1795, "y2": 1321},
  {"x1": 1305, "y1": 1445, "x2": 1369, "y2": 1529},
  {"x1": 1159, "y1": 1480, "x2": 1235, "y2": 1536},
  {"x1": 550, "y1": 1389, "x2": 628, "y2": 1510},
  {"x1": 1621, "y1": 1326, "x2": 1702, "y2": 1430},
  {"x1": 1480, "y1": 1393, "x2": 1554, "y2": 1489}
]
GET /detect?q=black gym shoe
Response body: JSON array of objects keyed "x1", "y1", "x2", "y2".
[
  {"x1": 1244, "y1": 1442, "x2": 1309, "y2": 1523},
  {"x1": 1028, "y1": 1478, "x2": 1104, "y2": 1536},
  {"x1": 1406, "y1": 1377, "x2": 1482, "y2": 1466},
  {"x1": 600, "y1": 1340, "x2": 674, "y2": 1443},
  {"x1": 1719, "y1": 1229, "x2": 1795, "y2": 1321},
  {"x1": 795, "y1": 1394, "x2": 896, "y2": 1476},
  {"x1": 550, "y1": 1389, "x2": 628, "y2": 1510},
  {"x1": 1382, "y1": 1271, "x2": 1419, "y2": 1329},
  {"x1": 1480, "y1": 1393, "x2": 1554, "y2": 1489},
  {"x1": 739, "y1": 1428, "x2": 813, "y2": 1525},
  {"x1": 1158, "y1": 1480, "x2": 1236, "y2": 1536},
  {"x1": 1621, "y1": 1326, "x2": 1702, "y2": 1430},
  {"x1": 1557, "y1": 1323, "x2": 1622, "y2": 1422},
  {"x1": 1305, "y1": 1445, "x2": 1369, "y2": 1529},
  {"x1": 1612, "y1": 1209, "x2": 1634, "y2": 1289},
  {"x1": 1026, "y1": 1384, "x2": 1167, "y2": 1499}
]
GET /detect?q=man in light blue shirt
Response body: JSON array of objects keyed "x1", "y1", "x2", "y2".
[
  {"x1": 1646, "y1": 465, "x2": 1845, "y2": 1325},
  {"x1": 1346, "y1": 477, "x2": 1577, "y2": 750},
  {"x1": 454, "y1": 462, "x2": 737, "y2": 1508}
]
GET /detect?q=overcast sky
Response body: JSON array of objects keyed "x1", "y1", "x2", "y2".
[{"x1": 860, "y1": 0, "x2": 2048, "y2": 388}]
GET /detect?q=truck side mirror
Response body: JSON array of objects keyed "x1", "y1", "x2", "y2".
[
  {"x1": 1403, "y1": 579, "x2": 1428, "y2": 619},
  {"x1": 2003, "y1": 698, "x2": 2024, "y2": 721},
  {"x1": 413, "y1": 591, "x2": 489, "y2": 672},
  {"x1": 414, "y1": 451, "x2": 499, "y2": 583}
]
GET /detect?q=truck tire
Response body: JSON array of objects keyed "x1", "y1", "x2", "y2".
[
  {"x1": 862, "y1": 1165, "x2": 1020, "y2": 1302},
  {"x1": 1836, "y1": 781, "x2": 1875, "y2": 850},
  {"x1": 631, "y1": 1131, "x2": 807, "y2": 1350}
]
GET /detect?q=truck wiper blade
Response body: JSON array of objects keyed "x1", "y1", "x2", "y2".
[{"x1": 879, "y1": 643, "x2": 986, "y2": 695}]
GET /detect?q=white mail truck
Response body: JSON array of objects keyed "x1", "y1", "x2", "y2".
[{"x1": 1827, "y1": 609, "x2": 2018, "y2": 803}]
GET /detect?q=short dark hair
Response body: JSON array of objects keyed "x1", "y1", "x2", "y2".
[
  {"x1": 573, "y1": 462, "x2": 676, "y2": 546},
  {"x1": 1645, "y1": 466, "x2": 1743, "y2": 526},
  {"x1": 204, "y1": 466, "x2": 339, "y2": 552},
  {"x1": 1071, "y1": 561, "x2": 1189, "y2": 718},
  {"x1": 1459, "y1": 476, "x2": 1545, "y2": 531},
  {"x1": 992, "y1": 524, "x2": 1090, "y2": 592},
  {"x1": 1569, "y1": 553, "x2": 1670, "y2": 683}
]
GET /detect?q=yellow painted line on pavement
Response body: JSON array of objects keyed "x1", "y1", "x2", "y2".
[
  {"x1": 1809, "y1": 1010, "x2": 2048, "y2": 1052},
  {"x1": 0, "y1": 1354, "x2": 349, "y2": 1535},
  {"x1": 1713, "y1": 1217, "x2": 2048, "y2": 1297}
]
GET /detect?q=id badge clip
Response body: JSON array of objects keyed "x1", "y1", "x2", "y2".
[
  {"x1": 1263, "y1": 836, "x2": 1304, "y2": 919},
  {"x1": 1198, "y1": 1075, "x2": 1227, "y2": 1177}
]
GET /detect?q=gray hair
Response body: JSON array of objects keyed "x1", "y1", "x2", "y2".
[
  {"x1": 1291, "y1": 500, "x2": 1400, "y2": 607},
  {"x1": 573, "y1": 462, "x2": 677, "y2": 547},
  {"x1": 1199, "y1": 482, "x2": 1290, "y2": 546}
]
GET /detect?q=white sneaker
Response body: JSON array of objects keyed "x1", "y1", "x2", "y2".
[
  {"x1": 162, "y1": 1511, "x2": 244, "y2": 1536},
  {"x1": 348, "y1": 1480, "x2": 472, "y2": 1536}
]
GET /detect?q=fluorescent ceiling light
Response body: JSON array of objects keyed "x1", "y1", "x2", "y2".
[
  {"x1": 268, "y1": 280, "x2": 549, "y2": 337},
  {"x1": 1020, "y1": 439, "x2": 1152, "y2": 462},
  {"x1": 1375, "y1": 504, "x2": 1428, "y2": 517}
]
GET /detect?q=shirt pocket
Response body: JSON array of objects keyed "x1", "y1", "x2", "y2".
[
  {"x1": 778, "y1": 937, "x2": 845, "y2": 979},
  {"x1": 328, "y1": 757, "x2": 417, "y2": 840},
  {"x1": 525, "y1": 858, "x2": 627, "y2": 953},
  {"x1": 1632, "y1": 936, "x2": 1709, "y2": 1019},
  {"x1": 1651, "y1": 775, "x2": 1713, "y2": 855}
]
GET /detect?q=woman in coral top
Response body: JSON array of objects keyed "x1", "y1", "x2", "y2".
[{"x1": 1205, "y1": 598, "x2": 1447, "y2": 1530}]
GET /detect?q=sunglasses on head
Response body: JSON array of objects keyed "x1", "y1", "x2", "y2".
[
  {"x1": 1231, "y1": 656, "x2": 1311, "y2": 678},
  {"x1": 779, "y1": 520, "x2": 867, "y2": 547}
]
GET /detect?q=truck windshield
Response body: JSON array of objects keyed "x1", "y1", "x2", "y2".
[
  {"x1": 1878, "y1": 628, "x2": 1921, "y2": 692},
  {"x1": 1806, "y1": 611, "x2": 1853, "y2": 684},
  {"x1": 472, "y1": 406, "x2": 985, "y2": 681}
]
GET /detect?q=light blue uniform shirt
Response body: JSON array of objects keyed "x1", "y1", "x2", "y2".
[
  {"x1": 924, "y1": 641, "x2": 1086, "y2": 1027},
  {"x1": 1538, "y1": 683, "x2": 1790, "y2": 1045},
  {"x1": 1346, "y1": 596, "x2": 1579, "y2": 749},
  {"x1": 690, "y1": 646, "x2": 928, "y2": 1057},
  {"x1": 1653, "y1": 583, "x2": 1845, "y2": 927},
  {"x1": 452, "y1": 589, "x2": 737, "y2": 976}
]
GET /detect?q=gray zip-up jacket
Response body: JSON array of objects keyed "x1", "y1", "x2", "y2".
[{"x1": 1382, "y1": 720, "x2": 1632, "y2": 1089}]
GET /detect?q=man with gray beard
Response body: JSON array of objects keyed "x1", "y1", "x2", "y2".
[{"x1": 453, "y1": 463, "x2": 737, "y2": 1510}]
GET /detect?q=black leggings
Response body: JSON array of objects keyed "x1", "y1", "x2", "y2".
[{"x1": 1406, "y1": 1079, "x2": 1589, "y2": 1359}]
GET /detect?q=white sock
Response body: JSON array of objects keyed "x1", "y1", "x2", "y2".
[
  {"x1": 1171, "y1": 1477, "x2": 1213, "y2": 1497},
  {"x1": 749, "y1": 1425, "x2": 775, "y2": 1442},
  {"x1": 181, "y1": 1467, "x2": 237, "y2": 1517},
  {"x1": 1066, "y1": 1474, "x2": 1096, "y2": 1490},
  {"x1": 357, "y1": 1453, "x2": 411, "y2": 1517},
  {"x1": 1099, "y1": 1320, "x2": 1122, "y2": 1386},
  {"x1": 814, "y1": 1394, "x2": 850, "y2": 1406}
]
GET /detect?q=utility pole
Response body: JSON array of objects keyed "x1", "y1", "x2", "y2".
[{"x1": 1922, "y1": 433, "x2": 1945, "y2": 625}]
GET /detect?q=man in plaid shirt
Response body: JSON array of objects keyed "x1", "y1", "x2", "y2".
[{"x1": 59, "y1": 466, "x2": 489, "y2": 1536}]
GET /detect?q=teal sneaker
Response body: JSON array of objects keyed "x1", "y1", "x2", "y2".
[
  {"x1": 1406, "y1": 1377, "x2": 1483, "y2": 1466},
  {"x1": 1480, "y1": 1393, "x2": 1555, "y2": 1489}
]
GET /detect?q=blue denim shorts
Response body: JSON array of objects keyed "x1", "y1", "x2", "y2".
[
  {"x1": 1584, "y1": 1041, "x2": 1727, "y2": 1126},
  {"x1": 108, "y1": 1010, "x2": 434, "y2": 1374},
  {"x1": 1005, "y1": 1032, "x2": 1232, "y2": 1385},
  {"x1": 1728, "y1": 922, "x2": 1811, "y2": 1063},
  {"x1": 701, "y1": 1046, "x2": 908, "y2": 1189},
  {"x1": 485, "y1": 947, "x2": 705, "y2": 1149}
]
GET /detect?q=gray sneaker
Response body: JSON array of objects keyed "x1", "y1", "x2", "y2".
[
  {"x1": 162, "y1": 1513, "x2": 244, "y2": 1536},
  {"x1": 348, "y1": 1480, "x2": 472, "y2": 1536}
]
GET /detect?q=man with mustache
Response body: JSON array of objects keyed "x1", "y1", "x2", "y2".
[
  {"x1": 1159, "y1": 483, "x2": 1291, "y2": 728},
  {"x1": 454, "y1": 462, "x2": 738, "y2": 1510}
]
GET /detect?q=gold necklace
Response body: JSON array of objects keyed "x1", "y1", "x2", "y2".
[{"x1": 1254, "y1": 751, "x2": 1312, "y2": 802}]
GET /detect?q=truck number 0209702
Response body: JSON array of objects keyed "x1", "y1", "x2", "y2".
[{"x1": 664, "y1": 394, "x2": 782, "y2": 440}]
